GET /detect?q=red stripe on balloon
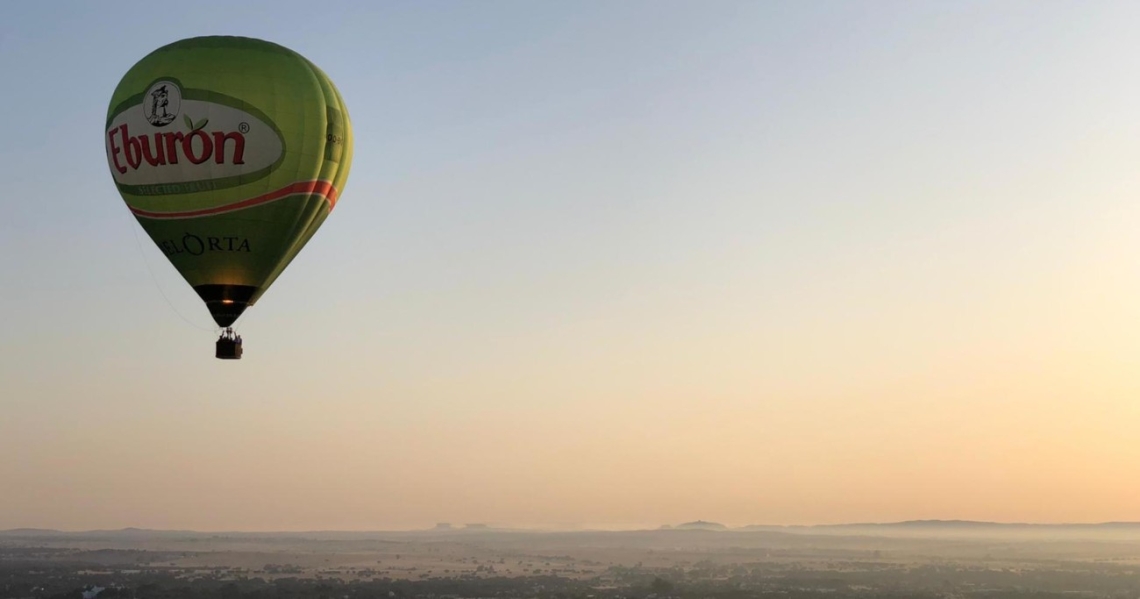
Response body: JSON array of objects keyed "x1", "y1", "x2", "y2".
[{"x1": 129, "y1": 180, "x2": 339, "y2": 219}]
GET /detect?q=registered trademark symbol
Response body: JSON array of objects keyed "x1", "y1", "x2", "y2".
[{"x1": 238, "y1": 122, "x2": 250, "y2": 133}]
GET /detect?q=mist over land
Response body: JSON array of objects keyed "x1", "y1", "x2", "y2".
[{"x1": 5, "y1": 521, "x2": 1140, "y2": 599}]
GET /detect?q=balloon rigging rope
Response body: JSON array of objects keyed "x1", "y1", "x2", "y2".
[{"x1": 127, "y1": 214, "x2": 218, "y2": 333}]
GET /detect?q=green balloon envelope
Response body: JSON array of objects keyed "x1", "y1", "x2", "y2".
[{"x1": 105, "y1": 36, "x2": 353, "y2": 327}]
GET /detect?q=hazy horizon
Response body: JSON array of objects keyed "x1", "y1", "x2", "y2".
[
  {"x1": 3, "y1": 1, "x2": 1140, "y2": 532},
  {"x1": 10, "y1": 516, "x2": 1140, "y2": 537},
  {"x1": 10, "y1": 518, "x2": 1140, "y2": 535}
]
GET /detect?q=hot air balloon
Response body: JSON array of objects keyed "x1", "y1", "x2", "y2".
[{"x1": 105, "y1": 37, "x2": 353, "y2": 359}]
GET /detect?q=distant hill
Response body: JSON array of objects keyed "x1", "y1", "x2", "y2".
[
  {"x1": 0, "y1": 527, "x2": 200, "y2": 539},
  {"x1": 0, "y1": 528, "x2": 66, "y2": 536},
  {"x1": 673, "y1": 521, "x2": 728, "y2": 531},
  {"x1": 736, "y1": 520, "x2": 1140, "y2": 539}
]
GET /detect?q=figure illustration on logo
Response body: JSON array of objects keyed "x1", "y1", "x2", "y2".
[{"x1": 143, "y1": 81, "x2": 181, "y2": 127}]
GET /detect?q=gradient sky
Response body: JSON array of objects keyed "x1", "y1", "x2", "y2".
[{"x1": 2, "y1": 1, "x2": 1140, "y2": 531}]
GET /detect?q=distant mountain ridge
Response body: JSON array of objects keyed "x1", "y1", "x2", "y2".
[
  {"x1": 738, "y1": 520, "x2": 1140, "y2": 530},
  {"x1": 4, "y1": 520, "x2": 1140, "y2": 539},
  {"x1": 734, "y1": 520, "x2": 1140, "y2": 539}
]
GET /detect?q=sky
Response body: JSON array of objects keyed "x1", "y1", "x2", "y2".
[{"x1": 2, "y1": 0, "x2": 1140, "y2": 531}]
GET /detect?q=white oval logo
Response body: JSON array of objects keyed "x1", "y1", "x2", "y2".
[{"x1": 106, "y1": 84, "x2": 284, "y2": 194}]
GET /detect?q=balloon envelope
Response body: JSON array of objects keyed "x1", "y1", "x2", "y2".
[{"x1": 106, "y1": 36, "x2": 353, "y2": 326}]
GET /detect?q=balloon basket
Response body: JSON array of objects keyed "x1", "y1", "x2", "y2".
[{"x1": 216, "y1": 329, "x2": 243, "y2": 360}]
